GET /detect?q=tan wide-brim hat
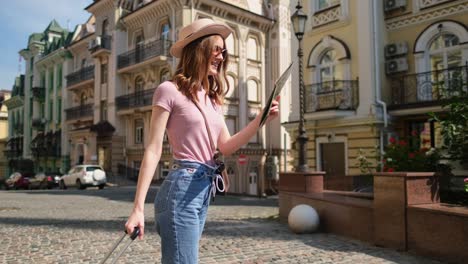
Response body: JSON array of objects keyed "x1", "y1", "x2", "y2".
[{"x1": 170, "y1": 18, "x2": 233, "y2": 58}]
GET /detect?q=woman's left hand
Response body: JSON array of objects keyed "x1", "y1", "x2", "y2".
[{"x1": 266, "y1": 95, "x2": 280, "y2": 123}]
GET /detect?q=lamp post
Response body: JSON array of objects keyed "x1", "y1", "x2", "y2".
[{"x1": 291, "y1": 0, "x2": 309, "y2": 172}]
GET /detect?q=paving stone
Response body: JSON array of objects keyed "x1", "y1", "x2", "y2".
[{"x1": 0, "y1": 187, "x2": 444, "y2": 264}]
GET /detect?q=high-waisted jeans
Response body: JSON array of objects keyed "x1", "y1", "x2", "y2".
[{"x1": 154, "y1": 159, "x2": 216, "y2": 264}]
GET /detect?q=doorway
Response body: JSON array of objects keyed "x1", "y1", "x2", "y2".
[{"x1": 320, "y1": 142, "x2": 346, "y2": 189}]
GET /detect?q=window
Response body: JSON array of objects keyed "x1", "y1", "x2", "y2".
[
  {"x1": 225, "y1": 33, "x2": 235, "y2": 56},
  {"x1": 225, "y1": 75, "x2": 236, "y2": 98},
  {"x1": 225, "y1": 117, "x2": 237, "y2": 136},
  {"x1": 135, "y1": 31, "x2": 144, "y2": 46},
  {"x1": 135, "y1": 119, "x2": 144, "y2": 144},
  {"x1": 247, "y1": 79, "x2": 259, "y2": 102},
  {"x1": 160, "y1": 23, "x2": 170, "y2": 40},
  {"x1": 57, "y1": 65, "x2": 62, "y2": 87},
  {"x1": 81, "y1": 59, "x2": 87, "y2": 69},
  {"x1": 159, "y1": 161, "x2": 170, "y2": 179},
  {"x1": 102, "y1": 19, "x2": 109, "y2": 36},
  {"x1": 101, "y1": 63, "x2": 108, "y2": 84},
  {"x1": 429, "y1": 33, "x2": 461, "y2": 71},
  {"x1": 317, "y1": 49, "x2": 343, "y2": 83},
  {"x1": 318, "y1": 0, "x2": 340, "y2": 10},
  {"x1": 100, "y1": 100, "x2": 107, "y2": 121},
  {"x1": 408, "y1": 120, "x2": 441, "y2": 149},
  {"x1": 57, "y1": 98, "x2": 61, "y2": 123},
  {"x1": 247, "y1": 36, "x2": 259, "y2": 61},
  {"x1": 49, "y1": 70, "x2": 54, "y2": 91}
]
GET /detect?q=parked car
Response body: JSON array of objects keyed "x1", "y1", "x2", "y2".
[
  {"x1": 28, "y1": 172, "x2": 60, "y2": 189},
  {"x1": 5, "y1": 172, "x2": 30, "y2": 190},
  {"x1": 60, "y1": 165, "x2": 107, "y2": 190}
]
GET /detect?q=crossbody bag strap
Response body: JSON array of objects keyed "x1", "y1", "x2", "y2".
[
  {"x1": 191, "y1": 98, "x2": 230, "y2": 193},
  {"x1": 191, "y1": 99, "x2": 216, "y2": 153}
]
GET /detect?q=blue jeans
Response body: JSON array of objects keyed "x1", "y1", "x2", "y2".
[{"x1": 154, "y1": 160, "x2": 216, "y2": 264}]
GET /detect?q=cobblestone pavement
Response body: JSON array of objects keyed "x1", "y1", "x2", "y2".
[{"x1": 0, "y1": 187, "x2": 445, "y2": 264}]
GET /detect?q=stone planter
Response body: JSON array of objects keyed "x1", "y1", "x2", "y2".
[
  {"x1": 279, "y1": 171, "x2": 326, "y2": 193},
  {"x1": 373, "y1": 171, "x2": 439, "y2": 250}
]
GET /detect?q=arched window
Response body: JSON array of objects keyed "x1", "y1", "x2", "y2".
[
  {"x1": 429, "y1": 33, "x2": 461, "y2": 71},
  {"x1": 247, "y1": 36, "x2": 258, "y2": 61},
  {"x1": 225, "y1": 75, "x2": 236, "y2": 98},
  {"x1": 317, "y1": 49, "x2": 343, "y2": 83},
  {"x1": 247, "y1": 79, "x2": 259, "y2": 102},
  {"x1": 225, "y1": 31, "x2": 237, "y2": 56},
  {"x1": 102, "y1": 19, "x2": 109, "y2": 36}
]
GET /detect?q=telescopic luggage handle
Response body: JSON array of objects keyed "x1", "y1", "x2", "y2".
[{"x1": 100, "y1": 227, "x2": 140, "y2": 264}]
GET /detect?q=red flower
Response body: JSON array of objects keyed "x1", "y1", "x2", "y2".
[
  {"x1": 422, "y1": 139, "x2": 431, "y2": 144},
  {"x1": 411, "y1": 130, "x2": 418, "y2": 136},
  {"x1": 389, "y1": 137, "x2": 396, "y2": 144},
  {"x1": 399, "y1": 140, "x2": 407, "y2": 146},
  {"x1": 408, "y1": 152, "x2": 415, "y2": 158},
  {"x1": 387, "y1": 168, "x2": 394, "y2": 172}
]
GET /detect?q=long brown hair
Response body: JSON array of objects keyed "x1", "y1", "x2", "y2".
[{"x1": 172, "y1": 34, "x2": 230, "y2": 105}]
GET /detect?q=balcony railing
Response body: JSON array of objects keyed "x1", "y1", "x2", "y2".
[
  {"x1": 305, "y1": 80, "x2": 359, "y2": 112},
  {"x1": 89, "y1": 35, "x2": 111, "y2": 53},
  {"x1": 390, "y1": 65, "x2": 468, "y2": 108},
  {"x1": 65, "y1": 104, "x2": 93, "y2": 121},
  {"x1": 32, "y1": 118, "x2": 46, "y2": 130},
  {"x1": 66, "y1": 65, "x2": 95, "y2": 87},
  {"x1": 116, "y1": 88, "x2": 155, "y2": 111},
  {"x1": 117, "y1": 39, "x2": 172, "y2": 69},
  {"x1": 31, "y1": 86, "x2": 45, "y2": 101}
]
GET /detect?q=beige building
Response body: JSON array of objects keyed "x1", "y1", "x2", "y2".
[
  {"x1": 61, "y1": 0, "x2": 292, "y2": 195},
  {"x1": 285, "y1": 0, "x2": 468, "y2": 180},
  {"x1": 0, "y1": 90, "x2": 11, "y2": 178}
]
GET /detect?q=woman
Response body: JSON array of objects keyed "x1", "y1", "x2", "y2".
[{"x1": 125, "y1": 18, "x2": 279, "y2": 263}]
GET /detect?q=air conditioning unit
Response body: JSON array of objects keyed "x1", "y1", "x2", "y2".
[
  {"x1": 385, "y1": 42, "x2": 408, "y2": 58},
  {"x1": 384, "y1": 0, "x2": 406, "y2": 12},
  {"x1": 385, "y1": 58, "x2": 408, "y2": 74}
]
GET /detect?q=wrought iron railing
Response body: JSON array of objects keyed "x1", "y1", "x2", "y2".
[
  {"x1": 66, "y1": 65, "x2": 95, "y2": 87},
  {"x1": 65, "y1": 104, "x2": 93, "y2": 121},
  {"x1": 117, "y1": 39, "x2": 172, "y2": 69},
  {"x1": 390, "y1": 65, "x2": 468, "y2": 107},
  {"x1": 305, "y1": 80, "x2": 359, "y2": 112},
  {"x1": 31, "y1": 86, "x2": 45, "y2": 101},
  {"x1": 116, "y1": 88, "x2": 155, "y2": 111}
]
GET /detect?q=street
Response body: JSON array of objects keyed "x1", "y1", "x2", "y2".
[{"x1": 0, "y1": 187, "x2": 443, "y2": 264}]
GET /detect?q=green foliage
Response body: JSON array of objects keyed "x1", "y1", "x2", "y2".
[
  {"x1": 429, "y1": 70, "x2": 468, "y2": 166},
  {"x1": 381, "y1": 133, "x2": 449, "y2": 173},
  {"x1": 356, "y1": 148, "x2": 375, "y2": 175}
]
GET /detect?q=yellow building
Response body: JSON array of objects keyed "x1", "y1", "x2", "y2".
[
  {"x1": 0, "y1": 90, "x2": 11, "y2": 178},
  {"x1": 285, "y1": 0, "x2": 468, "y2": 181}
]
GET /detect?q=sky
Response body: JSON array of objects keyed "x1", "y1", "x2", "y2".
[{"x1": 0, "y1": 0, "x2": 93, "y2": 90}]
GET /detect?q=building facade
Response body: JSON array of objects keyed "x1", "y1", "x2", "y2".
[
  {"x1": 0, "y1": 90, "x2": 12, "y2": 178},
  {"x1": 3, "y1": 75, "x2": 28, "y2": 175},
  {"x1": 285, "y1": 0, "x2": 468, "y2": 181}
]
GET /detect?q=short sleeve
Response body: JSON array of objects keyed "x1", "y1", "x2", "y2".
[{"x1": 152, "y1": 81, "x2": 177, "y2": 112}]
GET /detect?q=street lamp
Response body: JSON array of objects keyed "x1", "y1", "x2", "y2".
[{"x1": 291, "y1": 0, "x2": 309, "y2": 172}]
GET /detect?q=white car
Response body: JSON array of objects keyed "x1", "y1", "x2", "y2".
[{"x1": 60, "y1": 165, "x2": 107, "y2": 190}]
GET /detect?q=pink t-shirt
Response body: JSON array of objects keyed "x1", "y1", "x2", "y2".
[{"x1": 152, "y1": 81, "x2": 225, "y2": 164}]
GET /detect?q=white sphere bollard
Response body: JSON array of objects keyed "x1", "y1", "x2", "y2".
[{"x1": 288, "y1": 204, "x2": 320, "y2": 234}]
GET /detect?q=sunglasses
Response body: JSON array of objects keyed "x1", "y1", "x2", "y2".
[{"x1": 213, "y1": 45, "x2": 228, "y2": 60}]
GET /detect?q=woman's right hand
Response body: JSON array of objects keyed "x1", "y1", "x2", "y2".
[{"x1": 125, "y1": 209, "x2": 145, "y2": 240}]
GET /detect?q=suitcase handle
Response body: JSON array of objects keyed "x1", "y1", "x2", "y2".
[{"x1": 125, "y1": 226, "x2": 140, "y2": 240}]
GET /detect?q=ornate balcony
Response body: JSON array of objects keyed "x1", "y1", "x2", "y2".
[
  {"x1": 117, "y1": 39, "x2": 171, "y2": 70},
  {"x1": 389, "y1": 65, "x2": 468, "y2": 112},
  {"x1": 116, "y1": 88, "x2": 155, "y2": 111},
  {"x1": 66, "y1": 65, "x2": 95, "y2": 88},
  {"x1": 65, "y1": 104, "x2": 93, "y2": 121},
  {"x1": 31, "y1": 86, "x2": 45, "y2": 101},
  {"x1": 305, "y1": 80, "x2": 359, "y2": 113}
]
